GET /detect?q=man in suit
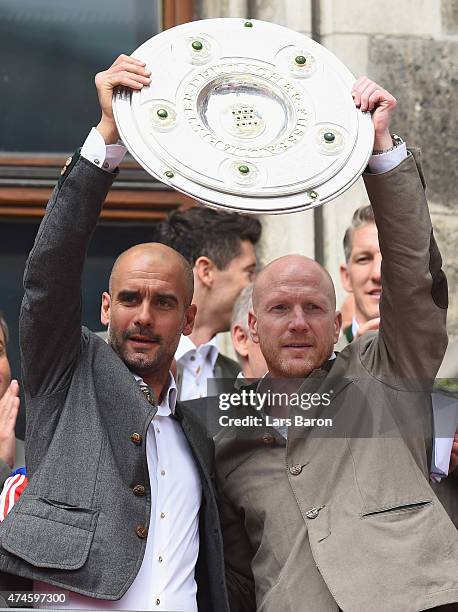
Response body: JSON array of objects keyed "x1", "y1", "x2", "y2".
[
  {"x1": 339, "y1": 204, "x2": 381, "y2": 343},
  {"x1": 215, "y1": 76, "x2": 458, "y2": 611},
  {"x1": 155, "y1": 205, "x2": 262, "y2": 401},
  {"x1": 0, "y1": 54, "x2": 229, "y2": 611}
]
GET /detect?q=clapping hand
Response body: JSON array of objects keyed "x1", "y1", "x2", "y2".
[{"x1": 0, "y1": 380, "x2": 20, "y2": 469}]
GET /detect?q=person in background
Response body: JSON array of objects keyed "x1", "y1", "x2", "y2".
[
  {"x1": 0, "y1": 313, "x2": 21, "y2": 488},
  {"x1": 155, "y1": 207, "x2": 262, "y2": 400},
  {"x1": 230, "y1": 284, "x2": 267, "y2": 385},
  {"x1": 0, "y1": 55, "x2": 229, "y2": 612},
  {"x1": 339, "y1": 204, "x2": 458, "y2": 380},
  {"x1": 184, "y1": 284, "x2": 269, "y2": 436},
  {"x1": 339, "y1": 204, "x2": 458, "y2": 524}
]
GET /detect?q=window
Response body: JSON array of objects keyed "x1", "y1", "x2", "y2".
[
  {"x1": 0, "y1": 1, "x2": 195, "y2": 438},
  {"x1": 0, "y1": 0, "x2": 195, "y2": 220},
  {"x1": 1, "y1": 1, "x2": 160, "y2": 153}
]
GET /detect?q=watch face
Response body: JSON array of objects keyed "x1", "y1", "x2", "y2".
[{"x1": 113, "y1": 18, "x2": 374, "y2": 215}]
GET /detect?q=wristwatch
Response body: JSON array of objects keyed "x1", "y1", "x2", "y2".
[{"x1": 372, "y1": 133, "x2": 404, "y2": 155}]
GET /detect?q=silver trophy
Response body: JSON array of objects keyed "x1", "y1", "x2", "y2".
[{"x1": 113, "y1": 18, "x2": 374, "y2": 215}]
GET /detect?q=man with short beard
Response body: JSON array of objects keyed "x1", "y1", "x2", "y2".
[
  {"x1": 0, "y1": 55, "x2": 229, "y2": 612},
  {"x1": 215, "y1": 77, "x2": 458, "y2": 612}
]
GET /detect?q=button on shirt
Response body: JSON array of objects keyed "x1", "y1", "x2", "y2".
[
  {"x1": 35, "y1": 374, "x2": 202, "y2": 611},
  {"x1": 175, "y1": 335, "x2": 219, "y2": 401}
]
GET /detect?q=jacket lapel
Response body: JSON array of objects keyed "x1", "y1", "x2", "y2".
[{"x1": 175, "y1": 402, "x2": 214, "y2": 480}]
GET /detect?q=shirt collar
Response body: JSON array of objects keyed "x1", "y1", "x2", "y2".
[
  {"x1": 175, "y1": 334, "x2": 219, "y2": 369},
  {"x1": 351, "y1": 317, "x2": 360, "y2": 338},
  {"x1": 134, "y1": 372, "x2": 177, "y2": 416}
]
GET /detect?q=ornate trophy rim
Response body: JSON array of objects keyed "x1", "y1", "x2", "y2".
[{"x1": 113, "y1": 18, "x2": 374, "y2": 215}]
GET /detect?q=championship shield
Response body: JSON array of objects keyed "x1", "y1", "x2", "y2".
[{"x1": 113, "y1": 18, "x2": 374, "y2": 214}]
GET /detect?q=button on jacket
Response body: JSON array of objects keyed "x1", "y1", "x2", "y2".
[{"x1": 0, "y1": 154, "x2": 229, "y2": 611}]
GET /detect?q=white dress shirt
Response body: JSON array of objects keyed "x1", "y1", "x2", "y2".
[
  {"x1": 351, "y1": 316, "x2": 360, "y2": 340},
  {"x1": 35, "y1": 364, "x2": 202, "y2": 605},
  {"x1": 430, "y1": 392, "x2": 458, "y2": 482},
  {"x1": 175, "y1": 335, "x2": 219, "y2": 401},
  {"x1": 367, "y1": 140, "x2": 407, "y2": 174},
  {"x1": 80, "y1": 127, "x2": 126, "y2": 171}
]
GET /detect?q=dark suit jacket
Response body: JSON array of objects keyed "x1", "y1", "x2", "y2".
[{"x1": 0, "y1": 153, "x2": 229, "y2": 610}]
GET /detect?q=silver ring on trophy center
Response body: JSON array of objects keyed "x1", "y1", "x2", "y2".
[{"x1": 196, "y1": 74, "x2": 296, "y2": 147}]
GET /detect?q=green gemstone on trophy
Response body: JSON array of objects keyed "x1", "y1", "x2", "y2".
[
  {"x1": 164, "y1": 171, "x2": 174, "y2": 178},
  {"x1": 324, "y1": 132, "x2": 335, "y2": 142},
  {"x1": 244, "y1": 21, "x2": 253, "y2": 27},
  {"x1": 191, "y1": 40, "x2": 203, "y2": 51},
  {"x1": 157, "y1": 109, "x2": 168, "y2": 119},
  {"x1": 238, "y1": 165, "x2": 250, "y2": 174},
  {"x1": 309, "y1": 190, "x2": 318, "y2": 199},
  {"x1": 295, "y1": 55, "x2": 306, "y2": 65}
]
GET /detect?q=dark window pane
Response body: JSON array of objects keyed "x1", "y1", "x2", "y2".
[{"x1": 0, "y1": 0, "x2": 159, "y2": 153}]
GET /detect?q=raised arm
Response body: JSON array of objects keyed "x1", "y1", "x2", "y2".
[
  {"x1": 20, "y1": 56, "x2": 151, "y2": 399},
  {"x1": 352, "y1": 78, "x2": 447, "y2": 381}
]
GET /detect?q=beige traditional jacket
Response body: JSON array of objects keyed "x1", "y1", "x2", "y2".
[{"x1": 216, "y1": 152, "x2": 458, "y2": 612}]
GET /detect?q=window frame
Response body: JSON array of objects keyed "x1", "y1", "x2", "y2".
[{"x1": 0, "y1": 0, "x2": 195, "y2": 221}]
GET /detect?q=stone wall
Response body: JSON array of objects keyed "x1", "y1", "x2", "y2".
[
  {"x1": 367, "y1": 26, "x2": 458, "y2": 336},
  {"x1": 318, "y1": 1, "x2": 457, "y2": 339}
]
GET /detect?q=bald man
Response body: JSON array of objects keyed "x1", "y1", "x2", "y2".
[
  {"x1": 215, "y1": 80, "x2": 458, "y2": 611},
  {"x1": 0, "y1": 57, "x2": 229, "y2": 612}
]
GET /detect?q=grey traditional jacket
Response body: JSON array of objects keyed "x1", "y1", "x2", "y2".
[
  {"x1": 0, "y1": 153, "x2": 229, "y2": 610},
  {"x1": 216, "y1": 152, "x2": 458, "y2": 612}
]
